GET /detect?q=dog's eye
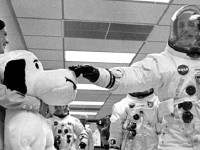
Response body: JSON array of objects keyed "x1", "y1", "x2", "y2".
[
  {"x1": 34, "y1": 60, "x2": 40, "y2": 69},
  {"x1": 64, "y1": 129, "x2": 68, "y2": 134},
  {"x1": 35, "y1": 63, "x2": 39, "y2": 69}
]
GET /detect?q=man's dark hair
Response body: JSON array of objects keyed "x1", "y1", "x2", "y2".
[{"x1": 0, "y1": 20, "x2": 5, "y2": 30}]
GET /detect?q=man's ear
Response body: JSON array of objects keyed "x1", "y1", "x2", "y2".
[{"x1": 3, "y1": 59, "x2": 27, "y2": 94}]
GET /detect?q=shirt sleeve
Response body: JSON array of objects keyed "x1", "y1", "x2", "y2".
[
  {"x1": 109, "y1": 100, "x2": 128, "y2": 148},
  {"x1": 0, "y1": 84, "x2": 41, "y2": 112}
]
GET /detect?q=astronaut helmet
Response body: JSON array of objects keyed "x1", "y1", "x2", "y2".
[
  {"x1": 168, "y1": 5, "x2": 200, "y2": 58},
  {"x1": 49, "y1": 105, "x2": 70, "y2": 118}
]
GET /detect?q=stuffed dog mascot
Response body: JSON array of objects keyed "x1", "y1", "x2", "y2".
[{"x1": 0, "y1": 50, "x2": 77, "y2": 150}]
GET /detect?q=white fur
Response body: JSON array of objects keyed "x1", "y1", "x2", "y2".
[{"x1": 0, "y1": 50, "x2": 77, "y2": 150}]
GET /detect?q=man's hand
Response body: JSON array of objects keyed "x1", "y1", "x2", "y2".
[
  {"x1": 79, "y1": 142, "x2": 87, "y2": 149},
  {"x1": 69, "y1": 65, "x2": 99, "y2": 82},
  {"x1": 39, "y1": 101, "x2": 49, "y2": 118}
]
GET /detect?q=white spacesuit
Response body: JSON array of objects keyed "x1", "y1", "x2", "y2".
[
  {"x1": 79, "y1": 114, "x2": 94, "y2": 150},
  {"x1": 48, "y1": 105, "x2": 88, "y2": 150},
  {"x1": 69, "y1": 5, "x2": 200, "y2": 150},
  {"x1": 109, "y1": 89, "x2": 160, "y2": 150}
]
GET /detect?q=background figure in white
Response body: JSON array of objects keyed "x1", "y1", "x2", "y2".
[
  {"x1": 79, "y1": 114, "x2": 94, "y2": 150},
  {"x1": 69, "y1": 5, "x2": 200, "y2": 149},
  {"x1": 48, "y1": 105, "x2": 88, "y2": 150},
  {"x1": 109, "y1": 89, "x2": 160, "y2": 150}
]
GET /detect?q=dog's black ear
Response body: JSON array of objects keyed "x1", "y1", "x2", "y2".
[{"x1": 3, "y1": 59, "x2": 27, "y2": 94}]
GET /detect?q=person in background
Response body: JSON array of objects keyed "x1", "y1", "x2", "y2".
[
  {"x1": 109, "y1": 89, "x2": 160, "y2": 150},
  {"x1": 48, "y1": 105, "x2": 88, "y2": 150},
  {"x1": 0, "y1": 19, "x2": 47, "y2": 150},
  {"x1": 79, "y1": 114, "x2": 94, "y2": 150},
  {"x1": 69, "y1": 5, "x2": 200, "y2": 149},
  {"x1": 101, "y1": 115, "x2": 111, "y2": 150}
]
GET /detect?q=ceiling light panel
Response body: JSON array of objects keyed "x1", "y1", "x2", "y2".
[
  {"x1": 77, "y1": 84, "x2": 108, "y2": 91},
  {"x1": 69, "y1": 111, "x2": 97, "y2": 116},
  {"x1": 130, "y1": 0, "x2": 171, "y2": 3},
  {"x1": 65, "y1": 51, "x2": 135, "y2": 63},
  {"x1": 69, "y1": 101, "x2": 104, "y2": 106}
]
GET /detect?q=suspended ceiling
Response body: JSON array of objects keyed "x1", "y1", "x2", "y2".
[{"x1": 0, "y1": 0, "x2": 200, "y2": 120}]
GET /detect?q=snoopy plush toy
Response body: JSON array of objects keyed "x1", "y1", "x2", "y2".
[{"x1": 0, "y1": 50, "x2": 78, "y2": 150}]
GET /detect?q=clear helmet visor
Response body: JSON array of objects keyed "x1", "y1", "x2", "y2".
[{"x1": 169, "y1": 5, "x2": 200, "y2": 57}]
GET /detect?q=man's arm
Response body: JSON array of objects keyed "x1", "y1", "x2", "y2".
[
  {"x1": 0, "y1": 84, "x2": 48, "y2": 116},
  {"x1": 72, "y1": 117, "x2": 88, "y2": 149}
]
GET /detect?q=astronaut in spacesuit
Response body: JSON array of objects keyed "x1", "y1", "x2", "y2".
[
  {"x1": 109, "y1": 89, "x2": 160, "y2": 150},
  {"x1": 69, "y1": 5, "x2": 200, "y2": 150},
  {"x1": 48, "y1": 105, "x2": 88, "y2": 150}
]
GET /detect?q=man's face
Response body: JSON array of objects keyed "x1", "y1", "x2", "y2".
[
  {"x1": 80, "y1": 118, "x2": 87, "y2": 126},
  {"x1": 54, "y1": 105, "x2": 69, "y2": 116},
  {"x1": 176, "y1": 13, "x2": 199, "y2": 47},
  {"x1": 0, "y1": 28, "x2": 8, "y2": 54}
]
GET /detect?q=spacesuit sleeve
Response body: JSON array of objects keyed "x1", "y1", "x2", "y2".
[
  {"x1": 86, "y1": 127, "x2": 94, "y2": 150},
  {"x1": 0, "y1": 84, "x2": 41, "y2": 112},
  {"x1": 94, "y1": 55, "x2": 162, "y2": 94},
  {"x1": 73, "y1": 117, "x2": 88, "y2": 144},
  {"x1": 109, "y1": 100, "x2": 128, "y2": 148}
]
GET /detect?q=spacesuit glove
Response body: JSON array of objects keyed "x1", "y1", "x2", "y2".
[
  {"x1": 79, "y1": 142, "x2": 87, "y2": 149},
  {"x1": 39, "y1": 101, "x2": 49, "y2": 118},
  {"x1": 69, "y1": 65, "x2": 99, "y2": 82}
]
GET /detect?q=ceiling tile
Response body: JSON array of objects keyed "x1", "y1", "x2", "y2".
[
  {"x1": 147, "y1": 25, "x2": 169, "y2": 42},
  {"x1": 172, "y1": 0, "x2": 200, "y2": 5},
  {"x1": 6, "y1": 35, "x2": 26, "y2": 51},
  {"x1": 24, "y1": 36, "x2": 63, "y2": 50},
  {"x1": 76, "y1": 90, "x2": 110, "y2": 101},
  {"x1": 0, "y1": 0, "x2": 13, "y2": 17},
  {"x1": 64, "y1": 0, "x2": 167, "y2": 24},
  {"x1": 11, "y1": 0, "x2": 62, "y2": 19},
  {"x1": 29, "y1": 49, "x2": 64, "y2": 61},
  {"x1": 139, "y1": 41, "x2": 166, "y2": 54},
  {"x1": 18, "y1": 18, "x2": 62, "y2": 36},
  {"x1": 40, "y1": 60, "x2": 64, "y2": 70}
]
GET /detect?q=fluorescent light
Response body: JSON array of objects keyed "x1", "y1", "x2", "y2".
[
  {"x1": 65, "y1": 51, "x2": 135, "y2": 63},
  {"x1": 131, "y1": 0, "x2": 170, "y2": 3},
  {"x1": 69, "y1": 111, "x2": 97, "y2": 116},
  {"x1": 77, "y1": 84, "x2": 108, "y2": 90},
  {"x1": 69, "y1": 101, "x2": 104, "y2": 106}
]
